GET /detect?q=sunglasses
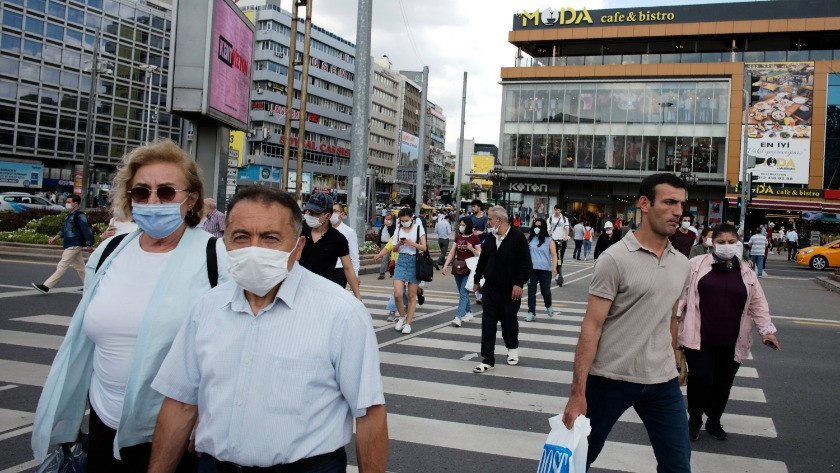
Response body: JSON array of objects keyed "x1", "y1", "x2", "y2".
[{"x1": 128, "y1": 186, "x2": 190, "y2": 203}]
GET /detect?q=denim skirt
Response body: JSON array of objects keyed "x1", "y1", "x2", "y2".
[{"x1": 393, "y1": 254, "x2": 419, "y2": 284}]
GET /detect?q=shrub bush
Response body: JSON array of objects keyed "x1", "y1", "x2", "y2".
[{"x1": 0, "y1": 209, "x2": 62, "y2": 232}]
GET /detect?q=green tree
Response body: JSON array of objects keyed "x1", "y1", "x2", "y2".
[{"x1": 460, "y1": 183, "x2": 472, "y2": 201}]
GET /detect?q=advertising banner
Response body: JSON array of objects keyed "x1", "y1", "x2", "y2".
[
  {"x1": 708, "y1": 200, "x2": 723, "y2": 226},
  {"x1": 0, "y1": 161, "x2": 43, "y2": 189},
  {"x1": 74, "y1": 165, "x2": 83, "y2": 195},
  {"x1": 743, "y1": 62, "x2": 814, "y2": 184},
  {"x1": 208, "y1": 0, "x2": 253, "y2": 128},
  {"x1": 400, "y1": 132, "x2": 419, "y2": 166},
  {"x1": 471, "y1": 155, "x2": 494, "y2": 188},
  {"x1": 228, "y1": 130, "x2": 245, "y2": 167}
]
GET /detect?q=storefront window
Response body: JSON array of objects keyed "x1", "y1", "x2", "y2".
[{"x1": 825, "y1": 74, "x2": 840, "y2": 190}]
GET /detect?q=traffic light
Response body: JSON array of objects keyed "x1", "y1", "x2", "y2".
[
  {"x1": 750, "y1": 73, "x2": 762, "y2": 101},
  {"x1": 737, "y1": 197, "x2": 742, "y2": 208}
]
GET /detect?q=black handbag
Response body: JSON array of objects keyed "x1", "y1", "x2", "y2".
[{"x1": 414, "y1": 226, "x2": 434, "y2": 282}]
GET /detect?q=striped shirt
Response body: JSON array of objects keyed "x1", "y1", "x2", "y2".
[
  {"x1": 202, "y1": 209, "x2": 226, "y2": 239},
  {"x1": 151, "y1": 263, "x2": 384, "y2": 467},
  {"x1": 588, "y1": 231, "x2": 690, "y2": 384}
]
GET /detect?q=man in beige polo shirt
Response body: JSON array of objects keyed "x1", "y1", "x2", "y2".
[{"x1": 563, "y1": 173, "x2": 691, "y2": 472}]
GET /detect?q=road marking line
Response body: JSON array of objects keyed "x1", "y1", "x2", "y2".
[
  {"x1": 773, "y1": 315, "x2": 840, "y2": 324},
  {"x1": 0, "y1": 360, "x2": 49, "y2": 387},
  {"x1": 435, "y1": 326, "x2": 580, "y2": 346},
  {"x1": 0, "y1": 459, "x2": 41, "y2": 473},
  {"x1": 0, "y1": 329, "x2": 63, "y2": 350},
  {"x1": 9, "y1": 314, "x2": 71, "y2": 326},
  {"x1": 0, "y1": 284, "x2": 29, "y2": 289},
  {"x1": 0, "y1": 286, "x2": 83, "y2": 299},
  {"x1": 0, "y1": 384, "x2": 18, "y2": 392},
  {"x1": 0, "y1": 408, "x2": 34, "y2": 435},
  {"x1": 385, "y1": 414, "x2": 786, "y2": 473},
  {"x1": 793, "y1": 320, "x2": 840, "y2": 327},
  {"x1": 0, "y1": 259, "x2": 58, "y2": 266},
  {"x1": 382, "y1": 377, "x2": 776, "y2": 437}
]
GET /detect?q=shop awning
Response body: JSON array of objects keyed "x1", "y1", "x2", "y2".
[{"x1": 725, "y1": 197, "x2": 840, "y2": 213}]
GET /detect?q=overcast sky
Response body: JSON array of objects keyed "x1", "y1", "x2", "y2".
[{"x1": 310, "y1": 0, "x2": 752, "y2": 153}]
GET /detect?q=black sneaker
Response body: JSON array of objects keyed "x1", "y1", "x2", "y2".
[
  {"x1": 433, "y1": 263, "x2": 440, "y2": 271},
  {"x1": 689, "y1": 420, "x2": 701, "y2": 441},
  {"x1": 417, "y1": 289, "x2": 425, "y2": 306},
  {"x1": 705, "y1": 422, "x2": 728, "y2": 440},
  {"x1": 377, "y1": 275, "x2": 385, "y2": 280},
  {"x1": 31, "y1": 283, "x2": 49, "y2": 294}
]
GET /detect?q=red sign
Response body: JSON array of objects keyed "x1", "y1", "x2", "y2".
[{"x1": 279, "y1": 136, "x2": 351, "y2": 158}]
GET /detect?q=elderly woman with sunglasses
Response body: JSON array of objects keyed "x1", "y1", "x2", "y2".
[{"x1": 32, "y1": 140, "x2": 229, "y2": 472}]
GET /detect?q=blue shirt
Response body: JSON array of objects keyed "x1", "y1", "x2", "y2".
[
  {"x1": 529, "y1": 236, "x2": 553, "y2": 271},
  {"x1": 152, "y1": 263, "x2": 385, "y2": 467}
]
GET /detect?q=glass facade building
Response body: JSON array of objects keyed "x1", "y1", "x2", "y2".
[{"x1": 0, "y1": 0, "x2": 179, "y2": 195}]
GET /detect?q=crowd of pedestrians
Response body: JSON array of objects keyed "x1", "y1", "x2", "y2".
[{"x1": 27, "y1": 139, "x2": 786, "y2": 472}]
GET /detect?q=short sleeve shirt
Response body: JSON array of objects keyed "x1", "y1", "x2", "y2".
[
  {"x1": 299, "y1": 225, "x2": 349, "y2": 280},
  {"x1": 588, "y1": 231, "x2": 690, "y2": 384},
  {"x1": 454, "y1": 234, "x2": 481, "y2": 261}
]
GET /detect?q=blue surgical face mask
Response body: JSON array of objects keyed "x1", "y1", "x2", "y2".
[{"x1": 132, "y1": 197, "x2": 189, "y2": 239}]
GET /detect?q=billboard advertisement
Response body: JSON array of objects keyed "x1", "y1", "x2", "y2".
[
  {"x1": 0, "y1": 161, "x2": 43, "y2": 188},
  {"x1": 471, "y1": 154, "x2": 494, "y2": 187},
  {"x1": 208, "y1": 0, "x2": 254, "y2": 129},
  {"x1": 400, "y1": 132, "x2": 419, "y2": 166},
  {"x1": 742, "y1": 62, "x2": 814, "y2": 184}
]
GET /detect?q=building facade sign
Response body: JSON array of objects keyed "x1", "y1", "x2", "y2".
[
  {"x1": 278, "y1": 136, "x2": 351, "y2": 158},
  {"x1": 742, "y1": 62, "x2": 814, "y2": 185},
  {"x1": 0, "y1": 161, "x2": 43, "y2": 188},
  {"x1": 751, "y1": 184, "x2": 824, "y2": 198},
  {"x1": 509, "y1": 182, "x2": 549, "y2": 193}
]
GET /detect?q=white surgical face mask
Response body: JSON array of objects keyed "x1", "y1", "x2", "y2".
[
  {"x1": 605, "y1": 228, "x2": 612, "y2": 234},
  {"x1": 227, "y1": 241, "x2": 299, "y2": 297},
  {"x1": 533, "y1": 227, "x2": 541, "y2": 235},
  {"x1": 65, "y1": 203, "x2": 74, "y2": 210},
  {"x1": 714, "y1": 243, "x2": 740, "y2": 260},
  {"x1": 681, "y1": 221, "x2": 690, "y2": 229},
  {"x1": 704, "y1": 237, "x2": 713, "y2": 247},
  {"x1": 487, "y1": 225, "x2": 498, "y2": 236},
  {"x1": 401, "y1": 220, "x2": 412, "y2": 228},
  {"x1": 304, "y1": 214, "x2": 322, "y2": 228},
  {"x1": 459, "y1": 225, "x2": 466, "y2": 233},
  {"x1": 330, "y1": 213, "x2": 341, "y2": 225}
]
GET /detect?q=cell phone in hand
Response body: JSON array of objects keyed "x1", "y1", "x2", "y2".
[
  {"x1": 400, "y1": 238, "x2": 406, "y2": 241},
  {"x1": 763, "y1": 339, "x2": 779, "y2": 350}
]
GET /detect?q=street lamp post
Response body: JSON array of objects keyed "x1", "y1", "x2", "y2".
[
  {"x1": 80, "y1": 28, "x2": 112, "y2": 210},
  {"x1": 139, "y1": 64, "x2": 159, "y2": 144}
]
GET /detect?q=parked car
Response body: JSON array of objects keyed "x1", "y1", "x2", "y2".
[
  {"x1": 795, "y1": 239, "x2": 840, "y2": 270},
  {"x1": 0, "y1": 192, "x2": 65, "y2": 212}
]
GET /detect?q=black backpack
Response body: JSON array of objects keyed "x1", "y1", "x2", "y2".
[{"x1": 95, "y1": 234, "x2": 219, "y2": 287}]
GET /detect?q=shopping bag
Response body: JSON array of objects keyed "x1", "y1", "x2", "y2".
[
  {"x1": 536, "y1": 414, "x2": 590, "y2": 473},
  {"x1": 463, "y1": 257, "x2": 484, "y2": 292},
  {"x1": 35, "y1": 436, "x2": 87, "y2": 473}
]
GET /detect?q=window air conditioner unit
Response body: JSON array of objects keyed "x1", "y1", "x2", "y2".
[
  {"x1": 257, "y1": 88, "x2": 264, "y2": 94},
  {"x1": 274, "y1": 51, "x2": 284, "y2": 58}
]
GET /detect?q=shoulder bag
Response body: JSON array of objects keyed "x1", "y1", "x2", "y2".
[{"x1": 414, "y1": 225, "x2": 434, "y2": 282}]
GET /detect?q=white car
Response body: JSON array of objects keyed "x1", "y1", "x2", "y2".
[{"x1": 0, "y1": 193, "x2": 65, "y2": 212}]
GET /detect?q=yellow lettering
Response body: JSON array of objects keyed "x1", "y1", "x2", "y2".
[
  {"x1": 579, "y1": 6, "x2": 593, "y2": 24},
  {"x1": 560, "y1": 7, "x2": 575, "y2": 25},
  {"x1": 521, "y1": 10, "x2": 539, "y2": 27}
]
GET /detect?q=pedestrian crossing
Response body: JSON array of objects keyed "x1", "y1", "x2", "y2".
[{"x1": 0, "y1": 282, "x2": 788, "y2": 472}]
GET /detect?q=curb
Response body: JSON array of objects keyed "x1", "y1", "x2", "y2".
[{"x1": 814, "y1": 275, "x2": 840, "y2": 294}]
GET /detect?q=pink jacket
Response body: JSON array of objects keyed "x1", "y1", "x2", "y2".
[{"x1": 677, "y1": 254, "x2": 777, "y2": 362}]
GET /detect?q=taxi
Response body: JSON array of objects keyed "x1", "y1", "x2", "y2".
[{"x1": 795, "y1": 239, "x2": 840, "y2": 270}]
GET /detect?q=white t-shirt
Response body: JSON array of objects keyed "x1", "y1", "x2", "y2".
[
  {"x1": 108, "y1": 218, "x2": 139, "y2": 236},
  {"x1": 334, "y1": 222, "x2": 360, "y2": 274},
  {"x1": 83, "y1": 237, "x2": 173, "y2": 429},
  {"x1": 573, "y1": 223, "x2": 585, "y2": 240},
  {"x1": 394, "y1": 223, "x2": 424, "y2": 255},
  {"x1": 547, "y1": 214, "x2": 569, "y2": 240}
]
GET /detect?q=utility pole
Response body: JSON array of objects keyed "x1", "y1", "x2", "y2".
[
  {"x1": 739, "y1": 72, "x2": 751, "y2": 237},
  {"x1": 281, "y1": 0, "x2": 301, "y2": 196},
  {"x1": 415, "y1": 66, "x2": 429, "y2": 216},
  {"x1": 454, "y1": 71, "x2": 467, "y2": 210},
  {"x1": 80, "y1": 28, "x2": 102, "y2": 210},
  {"x1": 294, "y1": 0, "x2": 314, "y2": 201},
  {"x1": 347, "y1": 0, "x2": 373, "y2": 244}
]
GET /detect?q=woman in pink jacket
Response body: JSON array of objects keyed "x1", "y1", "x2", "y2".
[{"x1": 678, "y1": 223, "x2": 780, "y2": 442}]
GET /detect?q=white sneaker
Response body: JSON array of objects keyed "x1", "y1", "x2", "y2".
[
  {"x1": 451, "y1": 317, "x2": 462, "y2": 327},
  {"x1": 401, "y1": 324, "x2": 412, "y2": 334},
  {"x1": 395, "y1": 317, "x2": 405, "y2": 331},
  {"x1": 461, "y1": 312, "x2": 474, "y2": 322},
  {"x1": 507, "y1": 349, "x2": 520, "y2": 366}
]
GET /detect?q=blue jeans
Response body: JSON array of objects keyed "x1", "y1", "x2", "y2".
[
  {"x1": 583, "y1": 240, "x2": 592, "y2": 258},
  {"x1": 386, "y1": 286, "x2": 409, "y2": 312},
  {"x1": 585, "y1": 375, "x2": 691, "y2": 472},
  {"x1": 573, "y1": 239, "x2": 583, "y2": 259},
  {"x1": 453, "y1": 273, "x2": 471, "y2": 318},
  {"x1": 751, "y1": 254, "x2": 765, "y2": 276}
]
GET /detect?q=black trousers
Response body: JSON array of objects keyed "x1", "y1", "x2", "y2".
[
  {"x1": 683, "y1": 345, "x2": 741, "y2": 427},
  {"x1": 437, "y1": 238, "x2": 450, "y2": 265},
  {"x1": 87, "y1": 407, "x2": 198, "y2": 473},
  {"x1": 332, "y1": 268, "x2": 348, "y2": 288},
  {"x1": 787, "y1": 243, "x2": 798, "y2": 261},
  {"x1": 527, "y1": 269, "x2": 552, "y2": 313},
  {"x1": 480, "y1": 286, "x2": 521, "y2": 366},
  {"x1": 555, "y1": 240, "x2": 567, "y2": 267}
]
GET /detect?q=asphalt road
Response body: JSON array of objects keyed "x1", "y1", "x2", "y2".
[{"x1": 0, "y1": 250, "x2": 837, "y2": 472}]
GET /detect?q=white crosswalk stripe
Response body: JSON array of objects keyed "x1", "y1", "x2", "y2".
[{"x1": 0, "y1": 280, "x2": 784, "y2": 472}]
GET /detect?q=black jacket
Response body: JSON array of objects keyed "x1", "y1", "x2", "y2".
[
  {"x1": 474, "y1": 226, "x2": 532, "y2": 291},
  {"x1": 593, "y1": 231, "x2": 622, "y2": 259}
]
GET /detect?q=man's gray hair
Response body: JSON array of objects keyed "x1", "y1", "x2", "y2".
[{"x1": 487, "y1": 205, "x2": 508, "y2": 222}]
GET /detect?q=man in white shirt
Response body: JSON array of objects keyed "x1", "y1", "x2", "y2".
[
  {"x1": 786, "y1": 228, "x2": 799, "y2": 261},
  {"x1": 547, "y1": 205, "x2": 570, "y2": 285},
  {"x1": 332, "y1": 203, "x2": 360, "y2": 289},
  {"x1": 148, "y1": 187, "x2": 386, "y2": 473}
]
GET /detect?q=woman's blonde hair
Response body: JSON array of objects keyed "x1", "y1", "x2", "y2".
[{"x1": 112, "y1": 140, "x2": 205, "y2": 227}]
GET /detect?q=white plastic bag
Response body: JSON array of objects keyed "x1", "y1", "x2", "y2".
[
  {"x1": 463, "y1": 256, "x2": 484, "y2": 293},
  {"x1": 536, "y1": 414, "x2": 591, "y2": 473}
]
